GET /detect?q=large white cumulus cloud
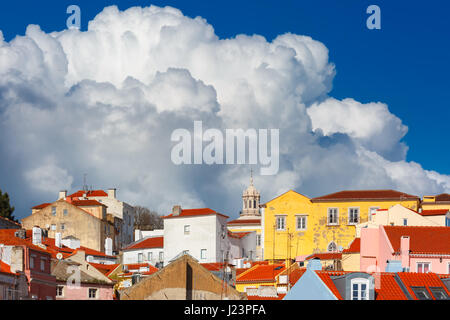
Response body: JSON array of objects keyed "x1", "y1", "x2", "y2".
[{"x1": 0, "y1": 5, "x2": 448, "y2": 219}]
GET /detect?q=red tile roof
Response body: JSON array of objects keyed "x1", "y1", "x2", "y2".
[
  {"x1": 311, "y1": 189, "x2": 419, "y2": 202},
  {"x1": 374, "y1": 273, "x2": 408, "y2": 300},
  {"x1": 0, "y1": 229, "x2": 51, "y2": 255},
  {"x1": 227, "y1": 219, "x2": 261, "y2": 225},
  {"x1": 68, "y1": 190, "x2": 109, "y2": 198},
  {"x1": 396, "y1": 272, "x2": 450, "y2": 300},
  {"x1": 315, "y1": 271, "x2": 347, "y2": 299},
  {"x1": 123, "y1": 236, "x2": 164, "y2": 250},
  {"x1": 120, "y1": 263, "x2": 158, "y2": 277},
  {"x1": 342, "y1": 238, "x2": 361, "y2": 254},
  {"x1": 31, "y1": 203, "x2": 52, "y2": 209},
  {"x1": 306, "y1": 253, "x2": 342, "y2": 261},
  {"x1": 89, "y1": 263, "x2": 120, "y2": 277},
  {"x1": 383, "y1": 226, "x2": 450, "y2": 255},
  {"x1": 0, "y1": 260, "x2": 17, "y2": 275},
  {"x1": 201, "y1": 262, "x2": 228, "y2": 272},
  {"x1": 235, "y1": 268, "x2": 248, "y2": 276},
  {"x1": 228, "y1": 231, "x2": 252, "y2": 239},
  {"x1": 237, "y1": 264, "x2": 286, "y2": 283},
  {"x1": 419, "y1": 209, "x2": 449, "y2": 216},
  {"x1": 70, "y1": 199, "x2": 106, "y2": 207},
  {"x1": 163, "y1": 208, "x2": 229, "y2": 219},
  {"x1": 434, "y1": 193, "x2": 450, "y2": 202}
]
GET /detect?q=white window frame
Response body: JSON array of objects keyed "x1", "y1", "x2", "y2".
[
  {"x1": 200, "y1": 249, "x2": 207, "y2": 260},
  {"x1": 138, "y1": 253, "x2": 143, "y2": 263},
  {"x1": 295, "y1": 215, "x2": 307, "y2": 231},
  {"x1": 56, "y1": 286, "x2": 64, "y2": 298},
  {"x1": 327, "y1": 208, "x2": 339, "y2": 225},
  {"x1": 276, "y1": 215, "x2": 286, "y2": 231},
  {"x1": 256, "y1": 234, "x2": 261, "y2": 247},
  {"x1": 184, "y1": 225, "x2": 190, "y2": 235},
  {"x1": 88, "y1": 288, "x2": 98, "y2": 299},
  {"x1": 51, "y1": 206, "x2": 56, "y2": 216},
  {"x1": 417, "y1": 262, "x2": 431, "y2": 273},
  {"x1": 348, "y1": 207, "x2": 360, "y2": 225},
  {"x1": 51, "y1": 224, "x2": 56, "y2": 231},
  {"x1": 351, "y1": 278, "x2": 369, "y2": 300},
  {"x1": 369, "y1": 207, "x2": 379, "y2": 222},
  {"x1": 148, "y1": 252, "x2": 153, "y2": 262},
  {"x1": 159, "y1": 251, "x2": 164, "y2": 262}
]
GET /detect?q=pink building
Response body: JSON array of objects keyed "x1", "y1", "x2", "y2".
[{"x1": 361, "y1": 225, "x2": 450, "y2": 274}]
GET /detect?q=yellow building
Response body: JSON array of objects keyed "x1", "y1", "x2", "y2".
[
  {"x1": 421, "y1": 193, "x2": 450, "y2": 211},
  {"x1": 263, "y1": 189, "x2": 420, "y2": 261}
]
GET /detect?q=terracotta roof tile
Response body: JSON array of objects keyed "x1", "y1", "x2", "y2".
[
  {"x1": 124, "y1": 236, "x2": 163, "y2": 250},
  {"x1": 396, "y1": 272, "x2": 450, "y2": 300},
  {"x1": 236, "y1": 264, "x2": 286, "y2": 283},
  {"x1": 163, "y1": 208, "x2": 229, "y2": 219},
  {"x1": 227, "y1": 219, "x2": 261, "y2": 225},
  {"x1": 228, "y1": 231, "x2": 252, "y2": 239},
  {"x1": 31, "y1": 203, "x2": 52, "y2": 209},
  {"x1": 383, "y1": 226, "x2": 450, "y2": 255},
  {"x1": 311, "y1": 189, "x2": 419, "y2": 202},
  {"x1": 419, "y1": 209, "x2": 449, "y2": 216},
  {"x1": 68, "y1": 190, "x2": 108, "y2": 198},
  {"x1": 343, "y1": 238, "x2": 361, "y2": 254},
  {"x1": 374, "y1": 273, "x2": 408, "y2": 300}
]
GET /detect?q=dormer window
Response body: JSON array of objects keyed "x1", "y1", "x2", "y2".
[{"x1": 351, "y1": 278, "x2": 369, "y2": 300}]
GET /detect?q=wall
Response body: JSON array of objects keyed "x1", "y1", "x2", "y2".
[
  {"x1": 164, "y1": 215, "x2": 222, "y2": 265},
  {"x1": 264, "y1": 190, "x2": 419, "y2": 261},
  {"x1": 120, "y1": 255, "x2": 244, "y2": 300},
  {"x1": 341, "y1": 253, "x2": 360, "y2": 271},
  {"x1": 123, "y1": 247, "x2": 164, "y2": 266},
  {"x1": 22, "y1": 200, "x2": 105, "y2": 252},
  {"x1": 56, "y1": 281, "x2": 113, "y2": 300}
]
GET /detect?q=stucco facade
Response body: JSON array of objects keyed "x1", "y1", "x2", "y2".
[{"x1": 23, "y1": 199, "x2": 112, "y2": 253}]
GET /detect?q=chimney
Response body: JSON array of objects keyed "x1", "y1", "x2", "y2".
[
  {"x1": 418, "y1": 208, "x2": 423, "y2": 213},
  {"x1": 58, "y1": 190, "x2": 67, "y2": 200},
  {"x1": 400, "y1": 236, "x2": 410, "y2": 271},
  {"x1": 55, "y1": 232, "x2": 62, "y2": 248},
  {"x1": 108, "y1": 188, "x2": 116, "y2": 199},
  {"x1": 105, "y1": 237, "x2": 113, "y2": 256},
  {"x1": 10, "y1": 246, "x2": 24, "y2": 273},
  {"x1": 32, "y1": 226, "x2": 42, "y2": 245},
  {"x1": 15, "y1": 228, "x2": 26, "y2": 239},
  {"x1": 172, "y1": 205, "x2": 182, "y2": 216}
]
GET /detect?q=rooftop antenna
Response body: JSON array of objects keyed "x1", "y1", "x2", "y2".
[{"x1": 83, "y1": 174, "x2": 88, "y2": 192}]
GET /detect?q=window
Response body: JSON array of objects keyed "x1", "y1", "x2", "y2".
[
  {"x1": 369, "y1": 207, "x2": 379, "y2": 221},
  {"x1": 256, "y1": 234, "x2": 261, "y2": 247},
  {"x1": 148, "y1": 252, "x2": 153, "y2": 261},
  {"x1": 417, "y1": 262, "x2": 431, "y2": 273},
  {"x1": 138, "y1": 253, "x2": 143, "y2": 263},
  {"x1": 201, "y1": 249, "x2": 207, "y2": 260},
  {"x1": 88, "y1": 288, "x2": 98, "y2": 299},
  {"x1": 328, "y1": 208, "x2": 338, "y2": 225},
  {"x1": 61, "y1": 223, "x2": 65, "y2": 230},
  {"x1": 403, "y1": 218, "x2": 408, "y2": 226},
  {"x1": 276, "y1": 216, "x2": 286, "y2": 231},
  {"x1": 296, "y1": 215, "x2": 307, "y2": 231},
  {"x1": 429, "y1": 287, "x2": 449, "y2": 300},
  {"x1": 56, "y1": 286, "x2": 64, "y2": 297},
  {"x1": 40, "y1": 259, "x2": 45, "y2": 272},
  {"x1": 348, "y1": 208, "x2": 359, "y2": 224},
  {"x1": 63, "y1": 209, "x2": 68, "y2": 216},
  {"x1": 411, "y1": 287, "x2": 431, "y2": 300},
  {"x1": 184, "y1": 225, "x2": 190, "y2": 235},
  {"x1": 51, "y1": 224, "x2": 56, "y2": 231},
  {"x1": 351, "y1": 279, "x2": 369, "y2": 300},
  {"x1": 159, "y1": 252, "x2": 164, "y2": 262},
  {"x1": 446, "y1": 217, "x2": 450, "y2": 227},
  {"x1": 253, "y1": 200, "x2": 256, "y2": 208},
  {"x1": 327, "y1": 242, "x2": 337, "y2": 252},
  {"x1": 51, "y1": 207, "x2": 56, "y2": 216},
  {"x1": 30, "y1": 256, "x2": 35, "y2": 269}
]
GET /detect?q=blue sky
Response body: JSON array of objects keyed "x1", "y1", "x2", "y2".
[
  {"x1": 0, "y1": 1, "x2": 449, "y2": 219},
  {"x1": 1, "y1": 0, "x2": 448, "y2": 174}
]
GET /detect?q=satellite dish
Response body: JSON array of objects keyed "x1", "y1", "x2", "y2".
[{"x1": 56, "y1": 253, "x2": 63, "y2": 260}]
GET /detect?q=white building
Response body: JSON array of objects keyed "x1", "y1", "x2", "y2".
[
  {"x1": 61, "y1": 188, "x2": 135, "y2": 249},
  {"x1": 163, "y1": 206, "x2": 256, "y2": 266},
  {"x1": 122, "y1": 236, "x2": 164, "y2": 267},
  {"x1": 135, "y1": 229, "x2": 164, "y2": 241}
]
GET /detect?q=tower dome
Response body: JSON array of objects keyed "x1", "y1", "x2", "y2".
[{"x1": 241, "y1": 170, "x2": 260, "y2": 217}]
